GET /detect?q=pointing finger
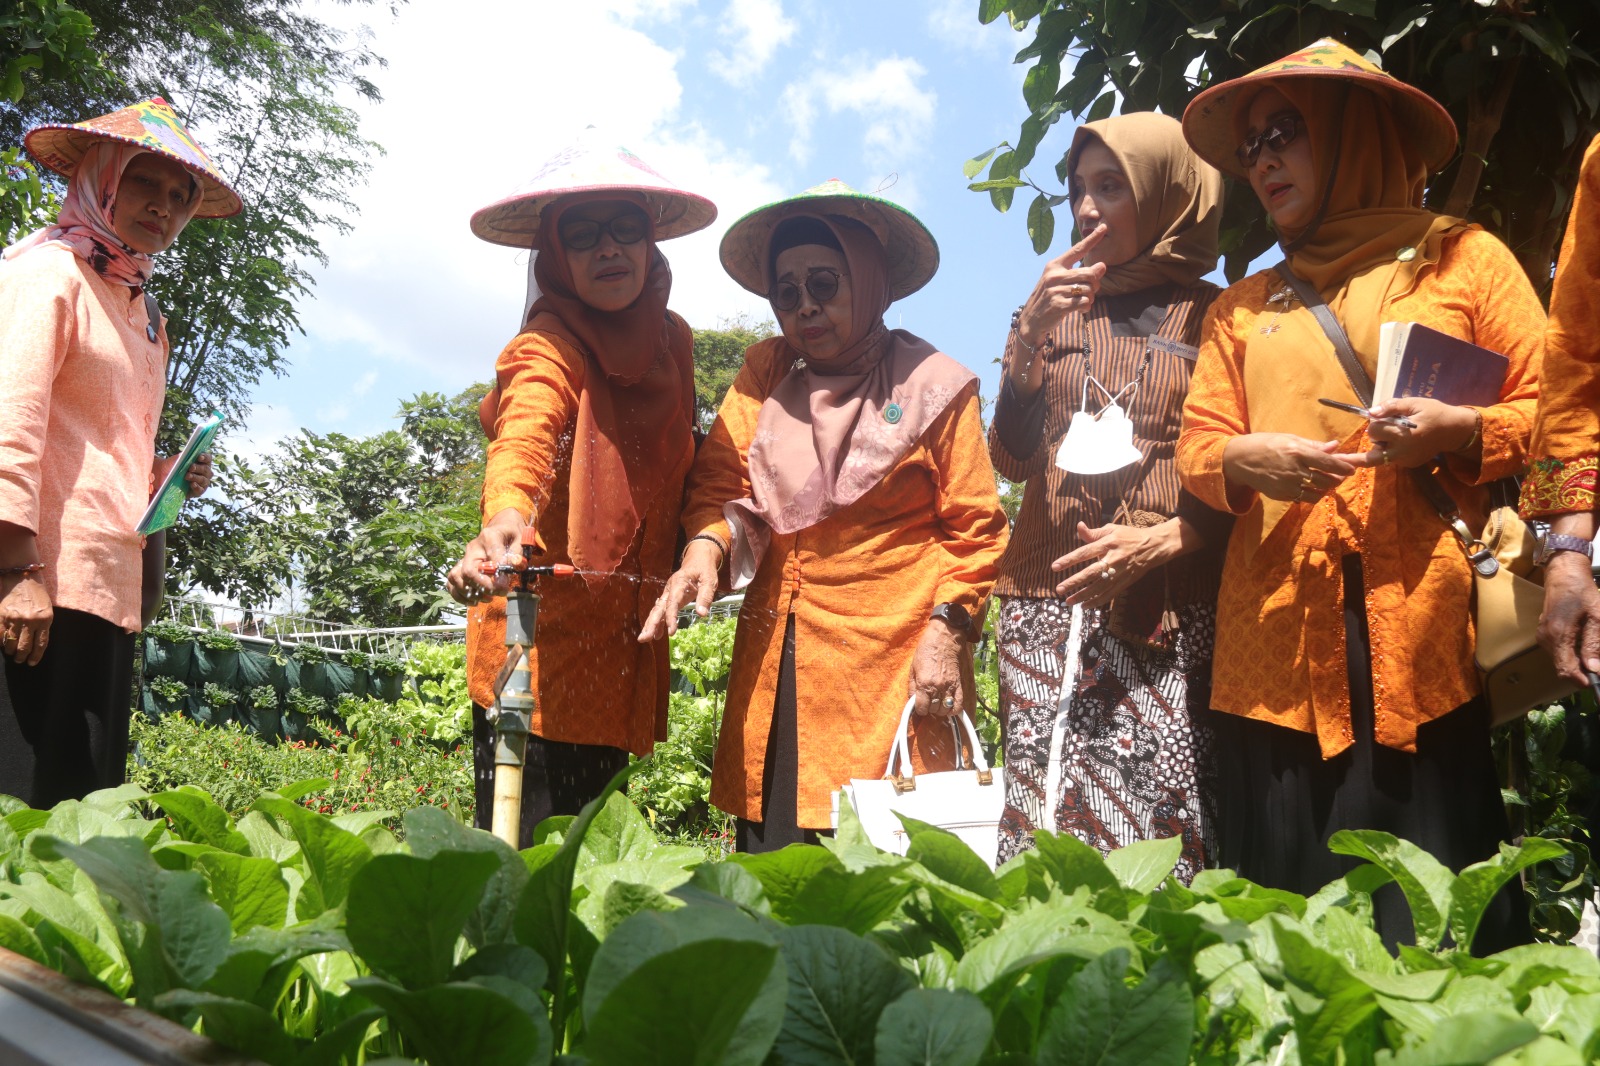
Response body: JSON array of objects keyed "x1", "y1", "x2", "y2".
[{"x1": 1052, "y1": 223, "x2": 1107, "y2": 268}]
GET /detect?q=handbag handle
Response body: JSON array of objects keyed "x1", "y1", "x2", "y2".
[
  {"x1": 1275, "y1": 260, "x2": 1499, "y2": 577},
  {"x1": 883, "y1": 695, "x2": 992, "y2": 787}
]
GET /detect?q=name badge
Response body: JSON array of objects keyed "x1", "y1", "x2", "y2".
[{"x1": 1149, "y1": 336, "x2": 1199, "y2": 362}]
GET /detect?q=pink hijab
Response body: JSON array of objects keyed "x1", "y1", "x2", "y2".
[
  {"x1": 3, "y1": 141, "x2": 187, "y2": 287},
  {"x1": 724, "y1": 215, "x2": 976, "y2": 585}
]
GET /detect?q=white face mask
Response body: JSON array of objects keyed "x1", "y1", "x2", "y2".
[{"x1": 1055, "y1": 401, "x2": 1142, "y2": 475}]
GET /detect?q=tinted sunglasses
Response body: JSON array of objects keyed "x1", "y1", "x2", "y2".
[
  {"x1": 768, "y1": 268, "x2": 848, "y2": 312},
  {"x1": 558, "y1": 211, "x2": 649, "y2": 251},
  {"x1": 1235, "y1": 111, "x2": 1302, "y2": 168}
]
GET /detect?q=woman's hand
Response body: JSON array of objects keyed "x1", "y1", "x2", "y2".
[
  {"x1": 1009, "y1": 225, "x2": 1108, "y2": 399},
  {"x1": 1052, "y1": 519, "x2": 1188, "y2": 608},
  {"x1": 0, "y1": 572, "x2": 51, "y2": 666},
  {"x1": 445, "y1": 508, "x2": 525, "y2": 607},
  {"x1": 639, "y1": 539, "x2": 723, "y2": 642},
  {"x1": 1345, "y1": 398, "x2": 1479, "y2": 469},
  {"x1": 1539, "y1": 536, "x2": 1600, "y2": 685},
  {"x1": 909, "y1": 617, "x2": 964, "y2": 718},
  {"x1": 185, "y1": 453, "x2": 213, "y2": 498},
  {"x1": 1222, "y1": 433, "x2": 1359, "y2": 503}
]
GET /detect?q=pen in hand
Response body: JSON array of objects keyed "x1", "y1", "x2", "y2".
[{"x1": 1317, "y1": 397, "x2": 1418, "y2": 430}]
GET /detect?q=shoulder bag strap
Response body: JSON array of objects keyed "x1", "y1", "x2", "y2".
[
  {"x1": 143, "y1": 291, "x2": 162, "y2": 344},
  {"x1": 1274, "y1": 261, "x2": 1497, "y2": 574}
]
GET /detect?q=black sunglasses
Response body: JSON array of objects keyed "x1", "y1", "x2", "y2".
[
  {"x1": 1235, "y1": 111, "x2": 1302, "y2": 168},
  {"x1": 768, "y1": 268, "x2": 848, "y2": 312},
  {"x1": 558, "y1": 211, "x2": 649, "y2": 251}
]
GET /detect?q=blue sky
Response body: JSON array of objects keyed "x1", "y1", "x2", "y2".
[{"x1": 239, "y1": 0, "x2": 1097, "y2": 456}]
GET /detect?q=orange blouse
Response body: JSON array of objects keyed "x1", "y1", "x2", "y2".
[
  {"x1": 683, "y1": 338, "x2": 1009, "y2": 828},
  {"x1": 1177, "y1": 228, "x2": 1544, "y2": 756},
  {"x1": 0, "y1": 244, "x2": 167, "y2": 632},
  {"x1": 1522, "y1": 133, "x2": 1600, "y2": 518},
  {"x1": 464, "y1": 327, "x2": 692, "y2": 756}
]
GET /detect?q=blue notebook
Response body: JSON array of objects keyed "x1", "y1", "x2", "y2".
[{"x1": 1374, "y1": 322, "x2": 1508, "y2": 407}]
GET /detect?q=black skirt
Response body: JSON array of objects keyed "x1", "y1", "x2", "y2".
[{"x1": 1210, "y1": 554, "x2": 1530, "y2": 954}]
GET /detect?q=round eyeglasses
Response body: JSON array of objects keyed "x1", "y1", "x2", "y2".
[{"x1": 768, "y1": 268, "x2": 848, "y2": 312}]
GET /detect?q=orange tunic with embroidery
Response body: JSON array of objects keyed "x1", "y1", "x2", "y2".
[
  {"x1": 464, "y1": 326, "x2": 692, "y2": 756},
  {"x1": 1522, "y1": 133, "x2": 1600, "y2": 517},
  {"x1": 1177, "y1": 227, "x2": 1544, "y2": 756},
  {"x1": 683, "y1": 338, "x2": 1009, "y2": 828}
]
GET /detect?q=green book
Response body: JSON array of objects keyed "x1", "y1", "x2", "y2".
[{"x1": 137, "y1": 410, "x2": 224, "y2": 535}]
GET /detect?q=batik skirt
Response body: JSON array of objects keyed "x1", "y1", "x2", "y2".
[{"x1": 995, "y1": 595, "x2": 1217, "y2": 882}]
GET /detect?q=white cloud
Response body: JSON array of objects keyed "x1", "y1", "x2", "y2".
[
  {"x1": 229, "y1": 402, "x2": 300, "y2": 465},
  {"x1": 287, "y1": 0, "x2": 781, "y2": 384},
  {"x1": 781, "y1": 56, "x2": 937, "y2": 174},
  {"x1": 351, "y1": 370, "x2": 379, "y2": 397},
  {"x1": 925, "y1": 0, "x2": 1014, "y2": 55},
  {"x1": 710, "y1": 0, "x2": 796, "y2": 87}
]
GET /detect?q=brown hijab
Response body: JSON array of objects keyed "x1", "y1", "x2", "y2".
[
  {"x1": 724, "y1": 214, "x2": 976, "y2": 585},
  {"x1": 1064, "y1": 112, "x2": 1223, "y2": 296},
  {"x1": 497, "y1": 193, "x2": 694, "y2": 583},
  {"x1": 1244, "y1": 80, "x2": 1468, "y2": 367}
]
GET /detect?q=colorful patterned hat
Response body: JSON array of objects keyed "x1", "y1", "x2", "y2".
[
  {"x1": 24, "y1": 97, "x2": 244, "y2": 218},
  {"x1": 471, "y1": 129, "x2": 717, "y2": 248},
  {"x1": 1182, "y1": 38, "x2": 1458, "y2": 179},
  {"x1": 719, "y1": 179, "x2": 939, "y2": 300}
]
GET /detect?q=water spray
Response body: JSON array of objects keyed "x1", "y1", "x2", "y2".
[{"x1": 479, "y1": 528, "x2": 576, "y2": 848}]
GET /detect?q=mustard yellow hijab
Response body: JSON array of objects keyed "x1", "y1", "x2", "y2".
[{"x1": 1065, "y1": 112, "x2": 1223, "y2": 296}]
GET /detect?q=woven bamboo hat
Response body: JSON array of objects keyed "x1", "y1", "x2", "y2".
[
  {"x1": 1182, "y1": 38, "x2": 1458, "y2": 180},
  {"x1": 24, "y1": 97, "x2": 243, "y2": 218},
  {"x1": 719, "y1": 179, "x2": 939, "y2": 300},
  {"x1": 471, "y1": 129, "x2": 717, "y2": 249}
]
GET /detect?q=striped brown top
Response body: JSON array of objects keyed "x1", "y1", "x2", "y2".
[{"x1": 988, "y1": 282, "x2": 1228, "y2": 600}]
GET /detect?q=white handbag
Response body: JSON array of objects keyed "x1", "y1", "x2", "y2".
[{"x1": 833, "y1": 695, "x2": 1004, "y2": 869}]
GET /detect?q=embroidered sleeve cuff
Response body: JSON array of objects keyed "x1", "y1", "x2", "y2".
[{"x1": 1520, "y1": 456, "x2": 1599, "y2": 518}]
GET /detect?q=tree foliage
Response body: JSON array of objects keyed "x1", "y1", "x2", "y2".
[
  {"x1": 169, "y1": 385, "x2": 489, "y2": 627},
  {"x1": 692, "y1": 314, "x2": 775, "y2": 429},
  {"x1": 970, "y1": 0, "x2": 1600, "y2": 292}
]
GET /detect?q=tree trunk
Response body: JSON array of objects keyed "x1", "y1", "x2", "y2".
[{"x1": 1443, "y1": 55, "x2": 1524, "y2": 220}]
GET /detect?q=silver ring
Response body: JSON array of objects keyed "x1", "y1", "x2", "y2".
[
  {"x1": 1102, "y1": 565, "x2": 1117, "y2": 581},
  {"x1": 942, "y1": 696, "x2": 954, "y2": 708}
]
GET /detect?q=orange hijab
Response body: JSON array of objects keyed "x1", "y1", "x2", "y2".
[
  {"x1": 1247, "y1": 80, "x2": 1468, "y2": 366},
  {"x1": 501, "y1": 194, "x2": 694, "y2": 582}
]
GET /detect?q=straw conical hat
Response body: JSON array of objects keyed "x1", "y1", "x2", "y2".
[
  {"x1": 24, "y1": 97, "x2": 243, "y2": 218},
  {"x1": 719, "y1": 178, "x2": 939, "y2": 300},
  {"x1": 471, "y1": 129, "x2": 717, "y2": 249},
  {"x1": 1183, "y1": 38, "x2": 1458, "y2": 180}
]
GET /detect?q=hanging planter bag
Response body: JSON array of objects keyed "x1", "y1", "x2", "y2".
[
  {"x1": 282, "y1": 710, "x2": 312, "y2": 743},
  {"x1": 191, "y1": 642, "x2": 241, "y2": 688},
  {"x1": 269, "y1": 647, "x2": 300, "y2": 695},
  {"x1": 237, "y1": 648, "x2": 275, "y2": 690},
  {"x1": 322, "y1": 658, "x2": 356, "y2": 700},
  {"x1": 344, "y1": 653, "x2": 372, "y2": 699},
  {"x1": 142, "y1": 629, "x2": 194, "y2": 682},
  {"x1": 371, "y1": 657, "x2": 407, "y2": 703},
  {"x1": 138, "y1": 685, "x2": 161, "y2": 721},
  {"x1": 239, "y1": 690, "x2": 283, "y2": 741}
]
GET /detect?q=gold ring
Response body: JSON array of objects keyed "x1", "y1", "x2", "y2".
[{"x1": 1378, "y1": 448, "x2": 1391, "y2": 465}]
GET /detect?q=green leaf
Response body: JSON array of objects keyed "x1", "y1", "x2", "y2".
[
  {"x1": 1307, "y1": 0, "x2": 1377, "y2": 17},
  {"x1": 963, "y1": 146, "x2": 1004, "y2": 180},
  {"x1": 1104, "y1": 836, "x2": 1182, "y2": 894},
  {"x1": 514, "y1": 763, "x2": 638, "y2": 1001},
  {"x1": 772, "y1": 924, "x2": 917, "y2": 1063},
  {"x1": 1026, "y1": 189, "x2": 1055, "y2": 252},
  {"x1": 988, "y1": 150, "x2": 1020, "y2": 213},
  {"x1": 1029, "y1": 830, "x2": 1124, "y2": 904},
  {"x1": 1376, "y1": 1009, "x2": 1538, "y2": 1065},
  {"x1": 346, "y1": 850, "x2": 501, "y2": 989},
  {"x1": 348, "y1": 977, "x2": 553, "y2": 1066},
  {"x1": 900, "y1": 815, "x2": 1001, "y2": 900},
  {"x1": 151, "y1": 788, "x2": 250, "y2": 854},
  {"x1": 584, "y1": 939, "x2": 779, "y2": 1066},
  {"x1": 1086, "y1": 90, "x2": 1116, "y2": 122},
  {"x1": 732, "y1": 847, "x2": 909, "y2": 934},
  {"x1": 1024, "y1": 57, "x2": 1061, "y2": 112},
  {"x1": 0, "y1": 912, "x2": 47, "y2": 965},
  {"x1": 967, "y1": 177, "x2": 1028, "y2": 192},
  {"x1": 250, "y1": 795, "x2": 373, "y2": 918},
  {"x1": 978, "y1": 0, "x2": 1009, "y2": 25},
  {"x1": 1449, "y1": 838, "x2": 1566, "y2": 952},
  {"x1": 874, "y1": 988, "x2": 992, "y2": 1066},
  {"x1": 453, "y1": 943, "x2": 548, "y2": 995},
  {"x1": 194, "y1": 851, "x2": 290, "y2": 934},
  {"x1": 953, "y1": 898, "x2": 1135, "y2": 994},
  {"x1": 677, "y1": 861, "x2": 770, "y2": 914},
  {"x1": 155, "y1": 990, "x2": 297, "y2": 1065},
  {"x1": 1037, "y1": 951, "x2": 1192, "y2": 1066},
  {"x1": 1328, "y1": 830, "x2": 1453, "y2": 950},
  {"x1": 405, "y1": 806, "x2": 528, "y2": 947},
  {"x1": 33, "y1": 835, "x2": 232, "y2": 992}
]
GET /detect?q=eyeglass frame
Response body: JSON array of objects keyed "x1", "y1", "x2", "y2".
[
  {"x1": 556, "y1": 209, "x2": 651, "y2": 252},
  {"x1": 1235, "y1": 110, "x2": 1303, "y2": 169},
  {"x1": 767, "y1": 267, "x2": 850, "y2": 312}
]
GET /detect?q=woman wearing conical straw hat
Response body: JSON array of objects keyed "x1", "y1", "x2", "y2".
[
  {"x1": 446, "y1": 134, "x2": 715, "y2": 844},
  {"x1": 1177, "y1": 39, "x2": 1542, "y2": 950},
  {"x1": 640, "y1": 181, "x2": 1009, "y2": 853},
  {"x1": 0, "y1": 98, "x2": 240, "y2": 804}
]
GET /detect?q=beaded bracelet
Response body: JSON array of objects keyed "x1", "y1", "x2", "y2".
[
  {"x1": 0, "y1": 563, "x2": 45, "y2": 577},
  {"x1": 683, "y1": 533, "x2": 726, "y2": 567}
]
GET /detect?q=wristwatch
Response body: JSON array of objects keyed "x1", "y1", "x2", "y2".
[
  {"x1": 930, "y1": 602, "x2": 972, "y2": 634},
  {"x1": 1536, "y1": 533, "x2": 1595, "y2": 566}
]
